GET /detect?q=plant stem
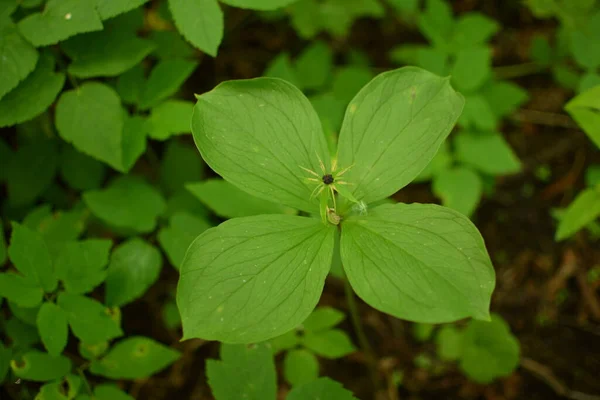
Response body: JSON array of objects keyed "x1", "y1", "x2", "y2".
[
  {"x1": 77, "y1": 367, "x2": 93, "y2": 396},
  {"x1": 343, "y1": 276, "x2": 380, "y2": 389},
  {"x1": 493, "y1": 62, "x2": 548, "y2": 80}
]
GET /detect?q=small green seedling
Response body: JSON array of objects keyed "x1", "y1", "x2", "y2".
[
  {"x1": 177, "y1": 66, "x2": 496, "y2": 344},
  {"x1": 435, "y1": 314, "x2": 520, "y2": 383},
  {"x1": 207, "y1": 342, "x2": 357, "y2": 399},
  {"x1": 270, "y1": 307, "x2": 356, "y2": 386}
]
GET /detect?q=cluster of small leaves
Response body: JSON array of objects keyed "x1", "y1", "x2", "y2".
[
  {"x1": 270, "y1": 307, "x2": 356, "y2": 386},
  {"x1": 555, "y1": 85, "x2": 600, "y2": 240},
  {"x1": 412, "y1": 314, "x2": 520, "y2": 383},
  {"x1": 207, "y1": 342, "x2": 357, "y2": 399},
  {"x1": 528, "y1": 0, "x2": 600, "y2": 92},
  {"x1": 389, "y1": 0, "x2": 526, "y2": 217}
]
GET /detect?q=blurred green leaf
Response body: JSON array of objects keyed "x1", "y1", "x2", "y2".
[
  {"x1": 556, "y1": 188, "x2": 600, "y2": 240},
  {"x1": 482, "y1": 80, "x2": 529, "y2": 118},
  {"x1": 148, "y1": 100, "x2": 194, "y2": 140},
  {"x1": 168, "y1": 0, "x2": 223, "y2": 56},
  {"x1": 37, "y1": 374, "x2": 82, "y2": 400},
  {"x1": 37, "y1": 302, "x2": 69, "y2": 356},
  {"x1": 11, "y1": 351, "x2": 71, "y2": 382},
  {"x1": 578, "y1": 72, "x2": 600, "y2": 93},
  {"x1": 451, "y1": 47, "x2": 492, "y2": 93},
  {"x1": 435, "y1": 325, "x2": 464, "y2": 361},
  {"x1": 8, "y1": 300, "x2": 39, "y2": 325},
  {"x1": 93, "y1": 384, "x2": 134, "y2": 400},
  {"x1": 295, "y1": 41, "x2": 333, "y2": 91},
  {"x1": 452, "y1": 13, "x2": 499, "y2": 48},
  {"x1": 138, "y1": 59, "x2": 197, "y2": 109},
  {"x1": 90, "y1": 336, "x2": 180, "y2": 379},
  {"x1": 287, "y1": 377, "x2": 357, "y2": 400},
  {"x1": 302, "y1": 307, "x2": 345, "y2": 333},
  {"x1": 301, "y1": 329, "x2": 356, "y2": 359},
  {"x1": 566, "y1": 84, "x2": 600, "y2": 148},
  {"x1": 332, "y1": 66, "x2": 374, "y2": 104},
  {"x1": 0, "y1": 220, "x2": 6, "y2": 266},
  {"x1": 586, "y1": 165, "x2": 600, "y2": 187},
  {"x1": 105, "y1": 238, "x2": 162, "y2": 307},
  {"x1": 412, "y1": 323, "x2": 435, "y2": 342},
  {"x1": 220, "y1": 0, "x2": 299, "y2": 10},
  {"x1": 94, "y1": 0, "x2": 150, "y2": 20},
  {"x1": 0, "y1": 343, "x2": 12, "y2": 383},
  {"x1": 0, "y1": 22, "x2": 38, "y2": 100},
  {"x1": 149, "y1": 30, "x2": 196, "y2": 59},
  {"x1": 433, "y1": 166, "x2": 483, "y2": 217},
  {"x1": 418, "y1": 0, "x2": 454, "y2": 48},
  {"x1": 0, "y1": 272, "x2": 43, "y2": 307},
  {"x1": 116, "y1": 64, "x2": 145, "y2": 105},
  {"x1": 159, "y1": 140, "x2": 203, "y2": 193},
  {"x1": 569, "y1": 12, "x2": 600, "y2": 69},
  {"x1": 9, "y1": 222, "x2": 56, "y2": 292},
  {"x1": 455, "y1": 131, "x2": 521, "y2": 176},
  {"x1": 264, "y1": 53, "x2": 301, "y2": 88},
  {"x1": 284, "y1": 349, "x2": 319, "y2": 386},
  {"x1": 54, "y1": 239, "x2": 113, "y2": 294},
  {"x1": 158, "y1": 211, "x2": 211, "y2": 269},
  {"x1": 60, "y1": 145, "x2": 107, "y2": 191}
]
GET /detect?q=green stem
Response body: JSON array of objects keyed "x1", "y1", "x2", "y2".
[
  {"x1": 493, "y1": 62, "x2": 548, "y2": 80},
  {"x1": 77, "y1": 367, "x2": 93, "y2": 396},
  {"x1": 343, "y1": 276, "x2": 380, "y2": 389}
]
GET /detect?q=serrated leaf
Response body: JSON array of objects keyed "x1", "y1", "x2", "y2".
[
  {"x1": 57, "y1": 292, "x2": 123, "y2": 344},
  {"x1": 105, "y1": 238, "x2": 162, "y2": 307},
  {"x1": 455, "y1": 131, "x2": 521, "y2": 176},
  {"x1": 148, "y1": 100, "x2": 194, "y2": 140},
  {"x1": 9, "y1": 222, "x2": 56, "y2": 292},
  {"x1": 83, "y1": 175, "x2": 166, "y2": 234},
  {"x1": 565, "y1": 85, "x2": 600, "y2": 148},
  {"x1": 340, "y1": 203, "x2": 495, "y2": 323},
  {"x1": 459, "y1": 314, "x2": 519, "y2": 383},
  {"x1": 168, "y1": 0, "x2": 223, "y2": 56},
  {"x1": 94, "y1": 0, "x2": 149, "y2": 20},
  {"x1": 177, "y1": 215, "x2": 335, "y2": 343},
  {"x1": 295, "y1": 41, "x2": 333, "y2": 91},
  {"x1": 0, "y1": 52, "x2": 64, "y2": 127},
  {"x1": 37, "y1": 302, "x2": 68, "y2": 356},
  {"x1": 149, "y1": 30, "x2": 196, "y2": 59},
  {"x1": 160, "y1": 140, "x2": 203, "y2": 193},
  {"x1": 5, "y1": 140, "x2": 59, "y2": 206},
  {"x1": 61, "y1": 18, "x2": 155, "y2": 78},
  {"x1": 435, "y1": 325, "x2": 463, "y2": 361},
  {"x1": 555, "y1": 188, "x2": 600, "y2": 240},
  {"x1": 337, "y1": 67, "x2": 464, "y2": 205},
  {"x1": 284, "y1": 349, "x2": 319, "y2": 386},
  {"x1": 138, "y1": 59, "x2": 197, "y2": 109},
  {"x1": 482, "y1": 80, "x2": 529, "y2": 118},
  {"x1": 158, "y1": 212, "x2": 211, "y2": 269},
  {"x1": 191, "y1": 78, "x2": 331, "y2": 213},
  {"x1": 0, "y1": 272, "x2": 43, "y2": 307},
  {"x1": 90, "y1": 336, "x2": 180, "y2": 379},
  {"x1": 451, "y1": 46, "x2": 492, "y2": 93},
  {"x1": 18, "y1": 0, "x2": 103, "y2": 46},
  {"x1": 0, "y1": 22, "x2": 38, "y2": 100},
  {"x1": 287, "y1": 377, "x2": 357, "y2": 400},
  {"x1": 11, "y1": 351, "x2": 71, "y2": 382},
  {"x1": 186, "y1": 179, "x2": 293, "y2": 219},
  {"x1": 60, "y1": 145, "x2": 107, "y2": 191},
  {"x1": 302, "y1": 307, "x2": 345, "y2": 333},
  {"x1": 432, "y1": 166, "x2": 483, "y2": 217},
  {"x1": 54, "y1": 239, "x2": 112, "y2": 294},
  {"x1": 302, "y1": 329, "x2": 356, "y2": 359},
  {"x1": 206, "y1": 343, "x2": 276, "y2": 400},
  {"x1": 220, "y1": 0, "x2": 298, "y2": 10}
]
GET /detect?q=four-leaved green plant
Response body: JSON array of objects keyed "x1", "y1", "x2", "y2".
[{"x1": 177, "y1": 66, "x2": 496, "y2": 344}]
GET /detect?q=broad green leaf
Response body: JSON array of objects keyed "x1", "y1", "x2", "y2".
[
  {"x1": 220, "y1": 0, "x2": 298, "y2": 10},
  {"x1": 555, "y1": 188, "x2": 600, "y2": 240},
  {"x1": 0, "y1": 22, "x2": 38, "y2": 100},
  {"x1": 0, "y1": 51, "x2": 64, "y2": 128},
  {"x1": 569, "y1": 13, "x2": 600, "y2": 69},
  {"x1": 37, "y1": 374, "x2": 82, "y2": 400},
  {"x1": 482, "y1": 81, "x2": 529, "y2": 118},
  {"x1": 337, "y1": 67, "x2": 464, "y2": 205},
  {"x1": 295, "y1": 41, "x2": 333, "y2": 91},
  {"x1": 90, "y1": 336, "x2": 180, "y2": 379},
  {"x1": 302, "y1": 329, "x2": 355, "y2": 359},
  {"x1": 565, "y1": 85, "x2": 600, "y2": 148},
  {"x1": 178, "y1": 215, "x2": 335, "y2": 343},
  {"x1": 187, "y1": 179, "x2": 293, "y2": 219},
  {"x1": 459, "y1": 315, "x2": 520, "y2": 383},
  {"x1": 5, "y1": 140, "x2": 59, "y2": 206},
  {"x1": 148, "y1": 100, "x2": 194, "y2": 140},
  {"x1": 83, "y1": 176, "x2": 166, "y2": 234},
  {"x1": 206, "y1": 343, "x2": 276, "y2": 400},
  {"x1": 432, "y1": 167, "x2": 483, "y2": 217},
  {"x1": 0, "y1": 272, "x2": 43, "y2": 307},
  {"x1": 0, "y1": 343, "x2": 12, "y2": 383},
  {"x1": 168, "y1": 0, "x2": 223, "y2": 56},
  {"x1": 105, "y1": 238, "x2": 162, "y2": 307},
  {"x1": 284, "y1": 349, "x2": 319, "y2": 386},
  {"x1": 116, "y1": 64, "x2": 145, "y2": 105},
  {"x1": 93, "y1": 384, "x2": 134, "y2": 400},
  {"x1": 8, "y1": 301, "x2": 39, "y2": 325},
  {"x1": 459, "y1": 94, "x2": 497, "y2": 131},
  {"x1": 60, "y1": 145, "x2": 107, "y2": 191},
  {"x1": 191, "y1": 78, "x2": 331, "y2": 213},
  {"x1": 332, "y1": 66, "x2": 374, "y2": 105},
  {"x1": 61, "y1": 19, "x2": 155, "y2": 78},
  {"x1": 302, "y1": 307, "x2": 345, "y2": 333},
  {"x1": 264, "y1": 53, "x2": 300, "y2": 88},
  {"x1": 138, "y1": 59, "x2": 197, "y2": 109},
  {"x1": 287, "y1": 377, "x2": 357, "y2": 400},
  {"x1": 451, "y1": 47, "x2": 492, "y2": 93},
  {"x1": 341, "y1": 203, "x2": 495, "y2": 323},
  {"x1": 11, "y1": 351, "x2": 71, "y2": 382},
  {"x1": 418, "y1": 0, "x2": 454, "y2": 47},
  {"x1": 455, "y1": 131, "x2": 521, "y2": 176},
  {"x1": 435, "y1": 325, "x2": 463, "y2": 361},
  {"x1": 158, "y1": 212, "x2": 211, "y2": 269},
  {"x1": 37, "y1": 302, "x2": 68, "y2": 356},
  {"x1": 452, "y1": 13, "x2": 499, "y2": 48},
  {"x1": 55, "y1": 239, "x2": 113, "y2": 294},
  {"x1": 18, "y1": 0, "x2": 103, "y2": 46},
  {"x1": 94, "y1": 0, "x2": 149, "y2": 19},
  {"x1": 160, "y1": 140, "x2": 203, "y2": 194},
  {"x1": 149, "y1": 30, "x2": 196, "y2": 59},
  {"x1": 57, "y1": 292, "x2": 123, "y2": 344},
  {"x1": 55, "y1": 82, "x2": 124, "y2": 171},
  {"x1": 9, "y1": 222, "x2": 56, "y2": 292}
]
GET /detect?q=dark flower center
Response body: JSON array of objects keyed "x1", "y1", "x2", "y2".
[{"x1": 322, "y1": 174, "x2": 334, "y2": 185}]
